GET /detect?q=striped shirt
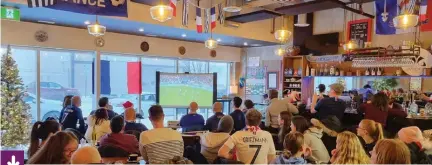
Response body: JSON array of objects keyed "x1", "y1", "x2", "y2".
[{"x1": 139, "y1": 128, "x2": 184, "y2": 164}]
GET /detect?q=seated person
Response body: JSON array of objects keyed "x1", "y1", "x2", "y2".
[
  {"x1": 84, "y1": 108, "x2": 111, "y2": 142},
  {"x1": 90, "y1": 97, "x2": 117, "y2": 120},
  {"x1": 28, "y1": 120, "x2": 61, "y2": 158},
  {"x1": 358, "y1": 93, "x2": 407, "y2": 126},
  {"x1": 180, "y1": 102, "x2": 205, "y2": 132},
  {"x1": 271, "y1": 132, "x2": 309, "y2": 164},
  {"x1": 27, "y1": 131, "x2": 78, "y2": 164},
  {"x1": 124, "y1": 107, "x2": 148, "y2": 133},
  {"x1": 140, "y1": 105, "x2": 184, "y2": 164},
  {"x1": 99, "y1": 115, "x2": 139, "y2": 154},
  {"x1": 204, "y1": 102, "x2": 225, "y2": 132},
  {"x1": 71, "y1": 146, "x2": 102, "y2": 164},
  {"x1": 218, "y1": 109, "x2": 276, "y2": 164},
  {"x1": 200, "y1": 115, "x2": 234, "y2": 163}
]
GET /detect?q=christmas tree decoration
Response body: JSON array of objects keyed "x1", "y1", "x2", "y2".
[{"x1": 1, "y1": 46, "x2": 31, "y2": 148}]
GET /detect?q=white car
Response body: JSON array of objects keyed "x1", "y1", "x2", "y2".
[{"x1": 24, "y1": 93, "x2": 62, "y2": 122}]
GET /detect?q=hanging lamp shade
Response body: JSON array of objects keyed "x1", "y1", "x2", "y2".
[
  {"x1": 343, "y1": 40, "x2": 358, "y2": 51},
  {"x1": 205, "y1": 38, "x2": 218, "y2": 49},
  {"x1": 224, "y1": 0, "x2": 242, "y2": 12},
  {"x1": 275, "y1": 46, "x2": 286, "y2": 56},
  {"x1": 150, "y1": 4, "x2": 173, "y2": 22},
  {"x1": 294, "y1": 14, "x2": 309, "y2": 27},
  {"x1": 274, "y1": 29, "x2": 292, "y2": 43},
  {"x1": 393, "y1": 14, "x2": 419, "y2": 29},
  {"x1": 87, "y1": 18, "x2": 106, "y2": 37}
]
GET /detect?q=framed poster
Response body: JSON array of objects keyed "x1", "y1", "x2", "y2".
[
  {"x1": 266, "y1": 71, "x2": 278, "y2": 90},
  {"x1": 347, "y1": 19, "x2": 372, "y2": 48}
]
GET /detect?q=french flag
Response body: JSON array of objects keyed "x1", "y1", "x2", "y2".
[
  {"x1": 170, "y1": 0, "x2": 177, "y2": 17},
  {"x1": 210, "y1": 7, "x2": 216, "y2": 29},
  {"x1": 92, "y1": 61, "x2": 142, "y2": 95},
  {"x1": 196, "y1": 7, "x2": 203, "y2": 33},
  {"x1": 421, "y1": 0, "x2": 432, "y2": 31}
]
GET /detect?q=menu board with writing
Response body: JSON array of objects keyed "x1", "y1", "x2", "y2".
[{"x1": 347, "y1": 19, "x2": 372, "y2": 48}]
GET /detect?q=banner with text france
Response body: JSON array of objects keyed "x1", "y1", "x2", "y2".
[{"x1": 46, "y1": 0, "x2": 128, "y2": 17}]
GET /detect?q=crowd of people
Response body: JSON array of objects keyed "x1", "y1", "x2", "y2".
[{"x1": 25, "y1": 83, "x2": 432, "y2": 164}]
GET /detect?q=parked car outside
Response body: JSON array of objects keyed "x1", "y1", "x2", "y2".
[
  {"x1": 26, "y1": 81, "x2": 80, "y2": 101},
  {"x1": 24, "y1": 93, "x2": 62, "y2": 123}
]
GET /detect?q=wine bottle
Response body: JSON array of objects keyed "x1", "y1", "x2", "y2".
[
  {"x1": 365, "y1": 68, "x2": 370, "y2": 76},
  {"x1": 324, "y1": 64, "x2": 329, "y2": 76},
  {"x1": 329, "y1": 65, "x2": 335, "y2": 76}
]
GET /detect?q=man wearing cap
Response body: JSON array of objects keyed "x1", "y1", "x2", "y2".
[{"x1": 311, "y1": 83, "x2": 347, "y2": 121}]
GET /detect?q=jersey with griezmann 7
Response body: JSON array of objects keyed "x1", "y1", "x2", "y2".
[{"x1": 223, "y1": 130, "x2": 276, "y2": 164}]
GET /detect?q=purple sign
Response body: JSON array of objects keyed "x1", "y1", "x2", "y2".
[{"x1": 1, "y1": 150, "x2": 24, "y2": 165}]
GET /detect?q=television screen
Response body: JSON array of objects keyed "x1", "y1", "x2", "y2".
[
  {"x1": 305, "y1": 32, "x2": 339, "y2": 55},
  {"x1": 156, "y1": 72, "x2": 216, "y2": 108}
]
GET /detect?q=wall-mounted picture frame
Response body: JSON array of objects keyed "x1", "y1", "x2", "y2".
[{"x1": 267, "y1": 71, "x2": 278, "y2": 90}]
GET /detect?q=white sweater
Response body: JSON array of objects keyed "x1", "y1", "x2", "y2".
[{"x1": 84, "y1": 115, "x2": 111, "y2": 142}]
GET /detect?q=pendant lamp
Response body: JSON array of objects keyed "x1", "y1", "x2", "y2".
[
  {"x1": 87, "y1": 16, "x2": 106, "y2": 37},
  {"x1": 150, "y1": 0, "x2": 173, "y2": 22}
]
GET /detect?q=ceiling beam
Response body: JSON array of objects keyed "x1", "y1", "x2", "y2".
[{"x1": 332, "y1": 0, "x2": 375, "y2": 18}]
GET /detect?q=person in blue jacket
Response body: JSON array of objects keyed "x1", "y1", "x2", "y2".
[{"x1": 60, "y1": 96, "x2": 85, "y2": 134}]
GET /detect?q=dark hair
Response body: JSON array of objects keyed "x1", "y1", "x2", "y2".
[
  {"x1": 27, "y1": 131, "x2": 78, "y2": 164},
  {"x1": 98, "y1": 97, "x2": 109, "y2": 108},
  {"x1": 372, "y1": 93, "x2": 389, "y2": 112},
  {"x1": 282, "y1": 90, "x2": 289, "y2": 96},
  {"x1": 283, "y1": 132, "x2": 304, "y2": 158},
  {"x1": 263, "y1": 94, "x2": 268, "y2": 99},
  {"x1": 94, "y1": 109, "x2": 108, "y2": 125},
  {"x1": 149, "y1": 105, "x2": 164, "y2": 121},
  {"x1": 291, "y1": 116, "x2": 310, "y2": 133},
  {"x1": 349, "y1": 90, "x2": 358, "y2": 96},
  {"x1": 232, "y1": 97, "x2": 242, "y2": 108},
  {"x1": 110, "y1": 115, "x2": 125, "y2": 133},
  {"x1": 278, "y1": 111, "x2": 292, "y2": 144},
  {"x1": 269, "y1": 89, "x2": 278, "y2": 99},
  {"x1": 28, "y1": 120, "x2": 61, "y2": 158},
  {"x1": 318, "y1": 84, "x2": 326, "y2": 93},
  {"x1": 63, "y1": 95, "x2": 73, "y2": 108},
  {"x1": 364, "y1": 84, "x2": 371, "y2": 89},
  {"x1": 397, "y1": 88, "x2": 404, "y2": 93},
  {"x1": 244, "y1": 100, "x2": 254, "y2": 109},
  {"x1": 245, "y1": 110, "x2": 262, "y2": 126}
]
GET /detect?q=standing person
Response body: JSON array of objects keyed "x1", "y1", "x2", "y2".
[
  {"x1": 363, "y1": 84, "x2": 374, "y2": 103},
  {"x1": 271, "y1": 132, "x2": 309, "y2": 164},
  {"x1": 266, "y1": 89, "x2": 298, "y2": 134},
  {"x1": 277, "y1": 111, "x2": 292, "y2": 150},
  {"x1": 311, "y1": 83, "x2": 346, "y2": 121},
  {"x1": 84, "y1": 108, "x2": 111, "y2": 142},
  {"x1": 356, "y1": 119, "x2": 384, "y2": 155},
  {"x1": 90, "y1": 97, "x2": 117, "y2": 120},
  {"x1": 218, "y1": 109, "x2": 276, "y2": 164},
  {"x1": 179, "y1": 102, "x2": 205, "y2": 132},
  {"x1": 370, "y1": 139, "x2": 411, "y2": 164},
  {"x1": 330, "y1": 131, "x2": 370, "y2": 164},
  {"x1": 314, "y1": 84, "x2": 329, "y2": 103},
  {"x1": 59, "y1": 95, "x2": 73, "y2": 122},
  {"x1": 230, "y1": 97, "x2": 246, "y2": 133},
  {"x1": 124, "y1": 107, "x2": 148, "y2": 133},
  {"x1": 60, "y1": 96, "x2": 85, "y2": 133},
  {"x1": 28, "y1": 120, "x2": 61, "y2": 158},
  {"x1": 243, "y1": 99, "x2": 255, "y2": 114},
  {"x1": 358, "y1": 92, "x2": 407, "y2": 126},
  {"x1": 99, "y1": 115, "x2": 139, "y2": 154},
  {"x1": 349, "y1": 90, "x2": 362, "y2": 111},
  {"x1": 290, "y1": 116, "x2": 330, "y2": 163},
  {"x1": 27, "y1": 131, "x2": 79, "y2": 164},
  {"x1": 140, "y1": 105, "x2": 184, "y2": 164},
  {"x1": 204, "y1": 102, "x2": 225, "y2": 132},
  {"x1": 397, "y1": 126, "x2": 432, "y2": 164},
  {"x1": 200, "y1": 115, "x2": 234, "y2": 163}
]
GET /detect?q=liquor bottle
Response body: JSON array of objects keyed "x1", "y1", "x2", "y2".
[
  {"x1": 329, "y1": 65, "x2": 335, "y2": 76},
  {"x1": 324, "y1": 64, "x2": 329, "y2": 76},
  {"x1": 335, "y1": 68, "x2": 340, "y2": 76},
  {"x1": 298, "y1": 67, "x2": 302, "y2": 76},
  {"x1": 306, "y1": 65, "x2": 310, "y2": 76},
  {"x1": 365, "y1": 68, "x2": 370, "y2": 76},
  {"x1": 377, "y1": 68, "x2": 382, "y2": 76},
  {"x1": 319, "y1": 64, "x2": 323, "y2": 76},
  {"x1": 371, "y1": 68, "x2": 376, "y2": 76},
  {"x1": 311, "y1": 67, "x2": 316, "y2": 76}
]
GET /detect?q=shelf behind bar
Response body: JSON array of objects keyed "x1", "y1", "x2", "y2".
[{"x1": 303, "y1": 76, "x2": 432, "y2": 78}]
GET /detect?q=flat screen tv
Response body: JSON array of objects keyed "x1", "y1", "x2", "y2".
[{"x1": 305, "y1": 32, "x2": 339, "y2": 55}]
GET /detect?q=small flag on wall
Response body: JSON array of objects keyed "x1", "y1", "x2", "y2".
[
  {"x1": 204, "y1": 8, "x2": 210, "y2": 33},
  {"x1": 218, "y1": 3, "x2": 225, "y2": 24},
  {"x1": 210, "y1": 7, "x2": 216, "y2": 29},
  {"x1": 170, "y1": 0, "x2": 177, "y2": 17},
  {"x1": 27, "y1": 0, "x2": 56, "y2": 8},
  {"x1": 182, "y1": 0, "x2": 189, "y2": 27},
  {"x1": 127, "y1": 62, "x2": 142, "y2": 94},
  {"x1": 196, "y1": 7, "x2": 203, "y2": 33},
  {"x1": 421, "y1": 0, "x2": 432, "y2": 31}
]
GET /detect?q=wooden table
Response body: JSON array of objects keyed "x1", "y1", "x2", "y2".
[{"x1": 102, "y1": 157, "x2": 145, "y2": 164}]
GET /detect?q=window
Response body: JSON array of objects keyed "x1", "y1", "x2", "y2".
[
  {"x1": 178, "y1": 60, "x2": 208, "y2": 73},
  {"x1": 4, "y1": 48, "x2": 37, "y2": 122},
  {"x1": 40, "y1": 50, "x2": 94, "y2": 119},
  {"x1": 209, "y1": 62, "x2": 230, "y2": 98}
]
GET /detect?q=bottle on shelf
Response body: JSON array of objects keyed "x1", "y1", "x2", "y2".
[
  {"x1": 329, "y1": 65, "x2": 335, "y2": 76},
  {"x1": 365, "y1": 68, "x2": 370, "y2": 76},
  {"x1": 324, "y1": 64, "x2": 329, "y2": 76},
  {"x1": 306, "y1": 65, "x2": 310, "y2": 76},
  {"x1": 318, "y1": 64, "x2": 323, "y2": 76},
  {"x1": 377, "y1": 68, "x2": 382, "y2": 76},
  {"x1": 311, "y1": 67, "x2": 316, "y2": 76},
  {"x1": 371, "y1": 68, "x2": 376, "y2": 76},
  {"x1": 335, "y1": 67, "x2": 340, "y2": 76},
  {"x1": 284, "y1": 68, "x2": 289, "y2": 76},
  {"x1": 288, "y1": 68, "x2": 293, "y2": 76}
]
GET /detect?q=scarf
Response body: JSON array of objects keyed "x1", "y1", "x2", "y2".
[{"x1": 245, "y1": 126, "x2": 261, "y2": 135}]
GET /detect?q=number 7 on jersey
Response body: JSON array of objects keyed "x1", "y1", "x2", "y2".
[{"x1": 249, "y1": 145, "x2": 262, "y2": 164}]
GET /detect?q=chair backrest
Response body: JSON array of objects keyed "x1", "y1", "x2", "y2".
[
  {"x1": 124, "y1": 130, "x2": 141, "y2": 140},
  {"x1": 98, "y1": 145, "x2": 130, "y2": 157}
]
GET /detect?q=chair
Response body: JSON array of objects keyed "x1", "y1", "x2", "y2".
[
  {"x1": 124, "y1": 130, "x2": 141, "y2": 140},
  {"x1": 98, "y1": 145, "x2": 130, "y2": 157}
]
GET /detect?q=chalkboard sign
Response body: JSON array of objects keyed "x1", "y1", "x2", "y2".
[{"x1": 347, "y1": 19, "x2": 372, "y2": 48}]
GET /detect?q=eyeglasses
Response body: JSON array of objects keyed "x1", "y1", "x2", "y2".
[{"x1": 64, "y1": 147, "x2": 77, "y2": 155}]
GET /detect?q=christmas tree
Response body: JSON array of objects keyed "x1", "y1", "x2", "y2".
[{"x1": 1, "y1": 46, "x2": 31, "y2": 147}]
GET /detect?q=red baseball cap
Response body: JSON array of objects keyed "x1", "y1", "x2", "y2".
[{"x1": 123, "y1": 101, "x2": 133, "y2": 109}]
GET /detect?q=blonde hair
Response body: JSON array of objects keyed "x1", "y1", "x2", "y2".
[
  {"x1": 124, "y1": 107, "x2": 136, "y2": 121},
  {"x1": 333, "y1": 131, "x2": 370, "y2": 164},
  {"x1": 360, "y1": 119, "x2": 384, "y2": 141},
  {"x1": 373, "y1": 139, "x2": 411, "y2": 164}
]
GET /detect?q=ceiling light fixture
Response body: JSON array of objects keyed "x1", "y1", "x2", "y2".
[
  {"x1": 205, "y1": 0, "x2": 218, "y2": 50},
  {"x1": 217, "y1": 38, "x2": 221, "y2": 42},
  {"x1": 181, "y1": 33, "x2": 187, "y2": 37},
  {"x1": 150, "y1": 0, "x2": 173, "y2": 22},
  {"x1": 139, "y1": 28, "x2": 144, "y2": 32},
  {"x1": 275, "y1": 15, "x2": 292, "y2": 43},
  {"x1": 223, "y1": 0, "x2": 242, "y2": 12},
  {"x1": 87, "y1": 16, "x2": 106, "y2": 37},
  {"x1": 393, "y1": 14, "x2": 419, "y2": 29},
  {"x1": 243, "y1": 42, "x2": 248, "y2": 46},
  {"x1": 294, "y1": 14, "x2": 309, "y2": 27},
  {"x1": 84, "y1": 20, "x2": 90, "y2": 25},
  {"x1": 275, "y1": 46, "x2": 286, "y2": 56}
]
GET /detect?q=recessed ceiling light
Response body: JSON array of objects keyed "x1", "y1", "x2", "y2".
[
  {"x1": 139, "y1": 28, "x2": 144, "y2": 32},
  {"x1": 217, "y1": 38, "x2": 221, "y2": 42},
  {"x1": 147, "y1": 34, "x2": 158, "y2": 37},
  {"x1": 181, "y1": 33, "x2": 187, "y2": 37},
  {"x1": 251, "y1": 44, "x2": 261, "y2": 46},
  {"x1": 38, "y1": 20, "x2": 55, "y2": 24},
  {"x1": 84, "y1": 20, "x2": 90, "y2": 25},
  {"x1": 243, "y1": 42, "x2": 248, "y2": 46}
]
